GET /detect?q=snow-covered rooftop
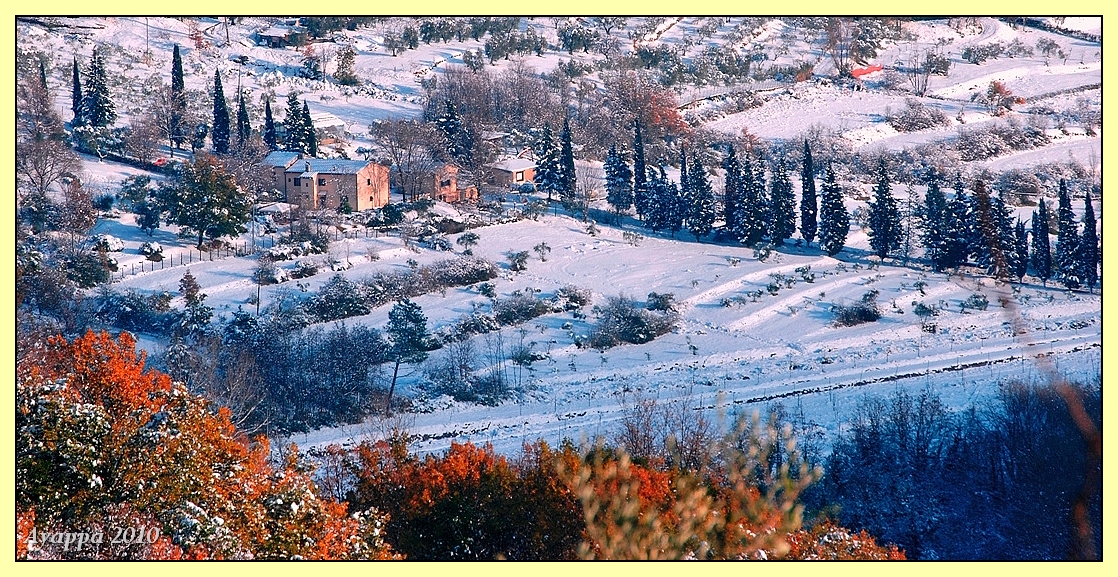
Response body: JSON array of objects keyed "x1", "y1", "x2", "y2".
[{"x1": 489, "y1": 158, "x2": 536, "y2": 172}]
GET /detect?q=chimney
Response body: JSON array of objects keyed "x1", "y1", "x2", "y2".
[{"x1": 305, "y1": 161, "x2": 311, "y2": 173}]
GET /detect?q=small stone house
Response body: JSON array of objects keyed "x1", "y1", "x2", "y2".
[{"x1": 264, "y1": 151, "x2": 389, "y2": 211}]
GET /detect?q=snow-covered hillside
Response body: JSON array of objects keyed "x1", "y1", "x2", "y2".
[{"x1": 16, "y1": 16, "x2": 1102, "y2": 456}]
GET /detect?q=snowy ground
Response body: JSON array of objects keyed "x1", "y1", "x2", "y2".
[{"x1": 18, "y1": 16, "x2": 1103, "y2": 455}]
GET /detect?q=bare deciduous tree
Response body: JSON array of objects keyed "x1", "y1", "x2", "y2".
[{"x1": 369, "y1": 119, "x2": 441, "y2": 202}]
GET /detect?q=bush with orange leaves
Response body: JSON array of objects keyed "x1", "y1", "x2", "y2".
[
  {"x1": 16, "y1": 331, "x2": 397, "y2": 560},
  {"x1": 346, "y1": 438, "x2": 583, "y2": 559}
]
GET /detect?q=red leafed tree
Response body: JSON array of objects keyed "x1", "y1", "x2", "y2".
[{"x1": 16, "y1": 330, "x2": 398, "y2": 560}]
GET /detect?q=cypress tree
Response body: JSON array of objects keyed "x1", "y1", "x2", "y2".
[
  {"x1": 211, "y1": 70, "x2": 230, "y2": 154},
  {"x1": 799, "y1": 140, "x2": 818, "y2": 245},
  {"x1": 768, "y1": 158, "x2": 796, "y2": 246},
  {"x1": 263, "y1": 99, "x2": 277, "y2": 151},
  {"x1": 301, "y1": 101, "x2": 317, "y2": 157},
  {"x1": 818, "y1": 163, "x2": 849, "y2": 257},
  {"x1": 604, "y1": 144, "x2": 633, "y2": 223},
  {"x1": 921, "y1": 171, "x2": 950, "y2": 271},
  {"x1": 38, "y1": 59, "x2": 49, "y2": 94},
  {"x1": 678, "y1": 149, "x2": 689, "y2": 199},
  {"x1": 722, "y1": 146, "x2": 742, "y2": 237},
  {"x1": 686, "y1": 155, "x2": 716, "y2": 241},
  {"x1": 170, "y1": 44, "x2": 186, "y2": 150},
  {"x1": 559, "y1": 116, "x2": 576, "y2": 202},
  {"x1": 1080, "y1": 191, "x2": 1099, "y2": 291},
  {"x1": 644, "y1": 163, "x2": 670, "y2": 233},
  {"x1": 867, "y1": 158, "x2": 901, "y2": 259},
  {"x1": 632, "y1": 120, "x2": 648, "y2": 219},
  {"x1": 1054, "y1": 179, "x2": 1080, "y2": 288},
  {"x1": 1012, "y1": 220, "x2": 1029, "y2": 282},
  {"x1": 1031, "y1": 199, "x2": 1053, "y2": 286},
  {"x1": 236, "y1": 93, "x2": 251, "y2": 146},
  {"x1": 971, "y1": 179, "x2": 1009, "y2": 279},
  {"x1": 82, "y1": 50, "x2": 115, "y2": 127},
  {"x1": 71, "y1": 57, "x2": 84, "y2": 126}
]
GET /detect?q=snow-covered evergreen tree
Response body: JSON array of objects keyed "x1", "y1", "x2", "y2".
[
  {"x1": 921, "y1": 171, "x2": 950, "y2": 271},
  {"x1": 301, "y1": 101, "x2": 318, "y2": 157},
  {"x1": 799, "y1": 140, "x2": 818, "y2": 245},
  {"x1": 334, "y1": 44, "x2": 359, "y2": 86},
  {"x1": 170, "y1": 44, "x2": 186, "y2": 150},
  {"x1": 734, "y1": 157, "x2": 767, "y2": 247},
  {"x1": 1080, "y1": 190, "x2": 1099, "y2": 291},
  {"x1": 1054, "y1": 179, "x2": 1080, "y2": 288},
  {"x1": 632, "y1": 120, "x2": 648, "y2": 219},
  {"x1": 818, "y1": 163, "x2": 849, "y2": 257},
  {"x1": 262, "y1": 99, "x2": 277, "y2": 151},
  {"x1": 81, "y1": 49, "x2": 115, "y2": 128},
  {"x1": 70, "y1": 57, "x2": 83, "y2": 126},
  {"x1": 435, "y1": 99, "x2": 465, "y2": 160},
  {"x1": 282, "y1": 92, "x2": 304, "y2": 153},
  {"x1": 235, "y1": 93, "x2": 251, "y2": 147},
  {"x1": 210, "y1": 70, "x2": 230, "y2": 154},
  {"x1": 686, "y1": 155, "x2": 716, "y2": 241},
  {"x1": 1031, "y1": 199, "x2": 1053, "y2": 286},
  {"x1": 722, "y1": 145, "x2": 742, "y2": 238},
  {"x1": 534, "y1": 124, "x2": 562, "y2": 203},
  {"x1": 604, "y1": 144, "x2": 633, "y2": 222},
  {"x1": 559, "y1": 116, "x2": 576, "y2": 203},
  {"x1": 945, "y1": 188, "x2": 970, "y2": 269},
  {"x1": 768, "y1": 158, "x2": 796, "y2": 246},
  {"x1": 1012, "y1": 220, "x2": 1029, "y2": 282},
  {"x1": 867, "y1": 158, "x2": 901, "y2": 259}
]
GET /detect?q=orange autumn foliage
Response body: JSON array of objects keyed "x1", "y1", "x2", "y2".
[{"x1": 17, "y1": 331, "x2": 397, "y2": 560}]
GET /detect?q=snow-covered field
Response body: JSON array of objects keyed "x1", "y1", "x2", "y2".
[{"x1": 18, "y1": 16, "x2": 1102, "y2": 455}]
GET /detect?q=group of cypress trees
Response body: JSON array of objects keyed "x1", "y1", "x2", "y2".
[
  {"x1": 533, "y1": 118, "x2": 575, "y2": 203},
  {"x1": 597, "y1": 124, "x2": 1097, "y2": 290}
]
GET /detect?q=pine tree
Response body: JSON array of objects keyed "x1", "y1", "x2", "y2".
[
  {"x1": 236, "y1": 93, "x2": 251, "y2": 146},
  {"x1": 632, "y1": 120, "x2": 648, "y2": 219},
  {"x1": 920, "y1": 171, "x2": 950, "y2": 271},
  {"x1": 818, "y1": 163, "x2": 849, "y2": 257},
  {"x1": 1012, "y1": 220, "x2": 1029, "y2": 282},
  {"x1": 867, "y1": 158, "x2": 901, "y2": 259},
  {"x1": 70, "y1": 57, "x2": 83, "y2": 126},
  {"x1": 156, "y1": 155, "x2": 252, "y2": 249},
  {"x1": 898, "y1": 184, "x2": 921, "y2": 266},
  {"x1": 970, "y1": 179, "x2": 1010, "y2": 279},
  {"x1": 559, "y1": 116, "x2": 576, "y2": 203},
  {"x1": 533, "y1": 124, "x2": 562, "y2": 203},
  {"x1": 1031, "y1": 199, "x2": 1053, "y2": 286},
  {"x1": 1080, "y1": 191, "x2": 1099, "y2": 291},
  {"x1": 283, "y1": 92, "x2": 304, "y2": 152},
  {"x1": 686, "y1": 155, "x2": 716, "y2": 241},
  {"x1": 945, "y1": 188, "x2": 970, "y2": 269},
  {"x1": 262, "y1": 99, "x2": 277, "y2": 152},
  {"x1": 1054, "y1": 179, "x2": 1080, "y2": 288},
  {"x1": 302, "y1": 101, "x2": 318, "y2": 157},
  {"x1": 722, "y1": 146, "x2": 742, "y2": 237},
  {"x1": 81, "y1": 49, "x2": 115, "y2": 128},
  {"x1": 384, "y1": 299, "x2": 431, "y2": 416},
  {"x1": 768, "y1": 158, "x2": 796, "y2": 246},
  {"x1": 604, "y1": 145, "x2": 633, "y2": 223},
  {"x1": 211, "y1": 70, "x2": 230, "y2": 154},
  {"x1": 678, "y1": 149, "x2": 689, "y2": 200},
  {"x1": 734, "y1": 157, "x2": 767, "y2": 247},
  {"x1": 435, "y1": 99, "x2": 463, "y2": 159},
  {"x1": 170, "y1": 44, "x2": 186, "y2": 150},
  {"x1": 799, "y1": 140, "x2": 818, "y2": 245}
]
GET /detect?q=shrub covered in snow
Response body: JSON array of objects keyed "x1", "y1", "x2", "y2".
[
  {"x1": 304, "y1": 274, "x2": 371, "y2": 322},
  {"x1": 289, "y1": 260, "x2": 320, "y2": 280},
  {"x1": 587, "y1": 295, "x2": 679, "y2": 350},
  {"x1": 139, "y1": 241, "x2": 164, "y2": 261},
  {"x1": 832, "y1": 290, "x2": 882, "y2": 326},
  {"x1": 887, "y1": 98, "x2": 949, "y2": 132},
  {"x1": 91, "y1": 234, "x2": 125, "y2": 252},
  {"x1": 93, "y1": 288, "x2": 174, "y2": 334},
  {"x1": 493, "y1": 291, "x2": 553, "y2": 326}
]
